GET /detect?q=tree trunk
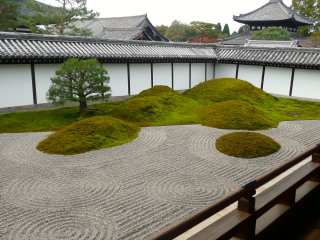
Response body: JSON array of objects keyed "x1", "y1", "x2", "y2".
[{"x1": 79, "y1": 101, "x2": 88, "y2": 113}]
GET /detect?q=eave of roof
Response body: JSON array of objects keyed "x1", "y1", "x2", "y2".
[
  {"x1": 233, "y1": 0, "x2": 314, "y2": 25},
  {"x1": 0, "y1": 32, "x2": 319, "y2": 68}
]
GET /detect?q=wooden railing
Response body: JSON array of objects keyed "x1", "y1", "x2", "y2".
[{"x1": 146, "y1": 144, "x2": 320, "y2": 240}]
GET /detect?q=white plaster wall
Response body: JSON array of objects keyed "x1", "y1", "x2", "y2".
[
  {"x1": 238, "y1": 65, "x2": 263, "y2": 88},
  {"x1": 130, "y1": 64, "x2": 151, "y2": 95},
  {"x1": 206, "y1": 63, "x2": 214, "y2": 81},
  {"x1": 103, "y1": 64, "x2": 128, "y2": 96},
  {"x1": 35, "y1": 64, "x2": 59, "y2": 104},
  {"x1": 191, "y1": 63, "x2": 205, "y2": 88},
  {"x1": 0, "y1": 64, "x2": 33, "y2": 108},
  {"x1": 153, "y1": 63, "x2": 172, "y2": 88},
  {"x1": 263, "y1": 66, "x2": 292, "y2": 96},
  {"x1": 215, "y1": 63, "x2": 237, "y2": 79},
  {"x1": 292, "y1": 69, "x2": 320, "y2": 99},
  {"x1": 173, "y1": 63, "x2": 189, "y2": 90}
]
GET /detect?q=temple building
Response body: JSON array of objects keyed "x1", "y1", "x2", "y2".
[
  {"x1": 72, "y1": 14, "x2": 169, "y2": 42},
  {"x1": 218, "y1": 0, "x2": 315, "y2": 46}
]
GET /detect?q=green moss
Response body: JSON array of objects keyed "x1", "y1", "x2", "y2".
[
  {"x1": 36, "y1": 116, "x2": 140, "y2": 155},
  {"x1": 132, "y1": 85, "x2": 180, "y2": 98},
  {"x1": 216, "y1": 132, "x2": 281, "y2": 158},
  {"x1": 183, "y1": 78, "x2": 276, "y2": 106},
  {"x1": 110, "y1": 90, "x2": 198, "y2": 126},
  {"x1": 198, "y1": 100, "x2": 278, "y2": 130}
]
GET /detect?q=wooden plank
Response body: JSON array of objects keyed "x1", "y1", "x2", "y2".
[
  {"x1": 256, "y1": 204, "x2": 290, "y2": 236},
  {"x1": 255, "y1": 162, "x2": 320, "y2": 218},
  {"x1": 188, "y1": 210, "x2": 252, "y2": 240},
  {"x1": 296, "y1": 181, "x2": 319, "y2": 202}
]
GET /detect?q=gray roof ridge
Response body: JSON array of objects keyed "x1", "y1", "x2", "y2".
[
  {"x1": 233, "y1": 1, "x2": 274, "y2": 19},
  {"x1": 216, "y1": 43, "x2": 320, "y2": 53},
  {"x1": 92, "y1": 14, "x2": 147, "y2": 21},
  {"x1": 217, "y1": 30, "x2": 253, "y2": 42},
  {"x1": 101, "y1": 27, "x2": 144, "y2": 31},
  {"x1": 0, "y1": 31, "x2": 218, "y2": 48}
]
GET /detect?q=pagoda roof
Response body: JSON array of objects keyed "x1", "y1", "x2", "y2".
[
  {"x1": 71, "y1": 14, "x2": 169, "y2": 42},
  {"x1": 233, "y1": 0, "x2": 315, "y2": 26}
]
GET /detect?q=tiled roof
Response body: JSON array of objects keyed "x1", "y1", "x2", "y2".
[
  {"x1": 244, "y1": 40, "x2": 299, "y2": 48},
  {"x1": 217, "y1": 30, "x2": 306, "y2": 45},
  {"x1": 233, "y1": 0, "x2": 314, "y2": 25},
  {"x1": 217, "y1": 45, "x2": 320, "y2": 67},
  {"x1": 97, "y1": 27, "x2": 149, "y2": 41},
  {"x1": 0, "y1": 32, "x2": 217, "y2": 60},
  {"x1": 12, "y1": 0, "x2": 60, "y2": 17},
  {"x1": 0, "y1": 32, "x2": 319, "y2": 67},
  {"x1": 71, "y1": 14, "x2": 148, "y2": 37}
]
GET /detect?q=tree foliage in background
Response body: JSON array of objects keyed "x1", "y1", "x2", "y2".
[
  {"x1": 19, "y1": 0, "x2": 99, "y2": 36},
  {"x1": 251, "y1": 27, "x2": 291, "y2": 41},
  {"x1": 216, "y1": 23, "x2": 222, "y2": 33},
  {"x1": 155, "y1": 24, "x2": 168, "y2": 36},
  {"x1": 291, "y1": 0, "x2": 319, "y2": 36},
  {"x1": 302, "y1": 31, "x2": 320, "y2": 47},
  {"x1": 238, "y1": 24, "x2": 250, "y2": 34},
  {"x1": 164, "y1": 20, "x2": 193, "y2": 42},
  {"x1": 0, "y1": 0, "x2": 21, "y2": 31},
  {"x1": 222, "y1": 24, "x2": 230, "y2": 35},
  {"x1": 47, "y1": 58, "x2": 111, "y2": 113},
  {"x1": 190, "y1": 21, "x2": 216, "y2": 43}
]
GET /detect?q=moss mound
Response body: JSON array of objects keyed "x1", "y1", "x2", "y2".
[
  {"x1": 216, "y1": 132, "x2": 281, "y2": 158},
  {"x1": 198, "y1": 100, "x2": 278, "y2": 130},
  {"x1": 37, "y1": 116, "x2": 139, "y2": 155},
  {"x1": 183, "y1": 78, "x2": 276, "y2": 106},
  {"x1": 133, "y1": 85, "x2": 179, "y2": 98},
  {"x1": 110, "y1": 91, "x2": 191, "y2": 125}
]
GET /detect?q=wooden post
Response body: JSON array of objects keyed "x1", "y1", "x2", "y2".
[
  {"x1": 236, "y1": 190, "x2": 256, "y2": 239},
  {"x1": 311, "y1": 152, "x2": 320, "y2": 182}
]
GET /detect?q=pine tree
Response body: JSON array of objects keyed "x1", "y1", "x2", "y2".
[
  {"x1": 0, "y1": 0, "x2": 21, "y2": 31},
  {"x1": 19, "y1": 0, "x2": 99, "y2": 36},
  {"x1": 47, "y1": 58, "x2": 111, "y2": 113},
  {"x1": 222, "y1": 24, "x2": 230, "y2": 36}
]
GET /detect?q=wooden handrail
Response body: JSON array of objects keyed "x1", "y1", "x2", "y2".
[{"x1": 145, "y1": 144, "x2": 320, "y2": 240}]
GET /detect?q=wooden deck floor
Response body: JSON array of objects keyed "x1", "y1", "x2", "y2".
[{"x1": 271, "y1": 192, "x2": 320, "y2": 240}]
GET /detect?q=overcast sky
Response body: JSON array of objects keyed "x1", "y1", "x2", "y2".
[{"x1": 38, "y1": 0, "x2": 293, "y2": 33}]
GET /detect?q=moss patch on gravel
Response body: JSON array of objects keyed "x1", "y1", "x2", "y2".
[
  {"x1": 198, "y1": 100, "x2": 278, "y2": 130},
  {"x1": 216, "y1": 132, "x2": 281, "y2": 158},
  {"x1": 182, "y1": 78, "x2": 277, "y2": 106},
  {"x1": 110, "y1": 86, "x2": 201, "y2": 126},
  {"x1": 36, "y1": 116, "x2": 140, "y2": 155}
]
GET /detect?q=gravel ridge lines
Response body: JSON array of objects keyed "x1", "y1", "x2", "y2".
[{"x1": 0, "y1": 120, "x2": 319, "y2": 239}]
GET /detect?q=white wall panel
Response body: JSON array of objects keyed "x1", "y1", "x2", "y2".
[
  {"x1": 238, "y1": 65, "x2": 263, "y2": 88},
  {"x1": 153, "y1": 63, "x2": 171, "y2": 88},
  {"x1": 215, "y1": 63, "x2": 237, "y2": 79},
  {"x1": 191, "y1": 63, "x2": 205, "y2": 88},
  {"x1": 173, "y1": 63, "x2": 189, "y2": 90},
  {"x1": 103, "y1": 64, "x2": 128, "y2": 96},
  {"x1": 0, "y1": 64, "x2": 33, "y2": 108},
  {"x1": 264, "y1": 66, "x2": 291, "y2": 96},
  {"x1": 130, "y1": 64, "x2": 151, "y2": 95},
  {"x1": 206, "y1": 63, "x2": 214, "y2": 81},
  {"x1": 292, "y1": 69, "x2": 320, "y2": 99},
  {"x1": 35, "y1": 64, "x2": 59, "y2": 104}
]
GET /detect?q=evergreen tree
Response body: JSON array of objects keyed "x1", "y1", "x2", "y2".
[
  {"x1": 47, "y1": 58, "x2": 111, "y2": 113},
  {"x1": 222, "y1": 24, "x2": 230, "y2": 35},
  {"x1": 238, "y1": 24, "x2": 250, "y2": 34},
  {"x1": 155, "y1": 25, "x2": 168, "y2": 36},
  {"x1": 216, "y1": 23, "x2": 222, "y2": 33},
  {"x1": 19, "y1": 0, "x2": 99, "y2": 36},
  {"x1": 291, "y1": 0, "x2": 319, "y2": 36},
  {"x1": 251, "y1": 27, "x2": 291, "y2": 41},
  {"x1": 164, "y1": 20, "x2": 192, "y2": 42},
  {"x1": 0, "y1": 0, "x2": 21, "y2": 31},
  {"x1": 190, "y1": 21, "x2": 216, "y2": 43}
]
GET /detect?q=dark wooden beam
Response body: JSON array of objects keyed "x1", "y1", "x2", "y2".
[
  {"x1": 261, "y1": 65, "x2": 266, "y2": 90},
  {"x1": 189, "y1": 63, "x2": 192, "y2": 89},
  {"x1": 31, "y1": 63, "x2": 37, "y2": 105},
  {"x1": 151, "y1": 63, "x2": 154, "y2": 88},
  {"x1": 127, "y1": 63, "x2": 131, "y2": 95},
  {"x1": 205, "y1": 63, "x2": 207, "y2": 81},
  {"x1": 172, "y1": 62, "x2": 174, "y2": 89},
  {"x1": 289, "y1": 68, "x2": 295, "y2": 96}
]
